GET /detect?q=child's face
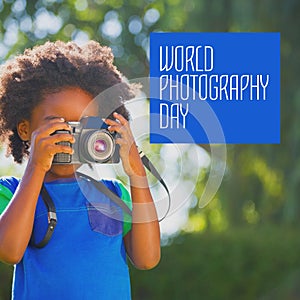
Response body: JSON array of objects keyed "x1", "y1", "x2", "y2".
[
  {"x1": 29, "y1": 86, "x2": 98, "y2": 179},
  {"x1": 30, "y1": 87, "x2": 98, "y2": 129}
]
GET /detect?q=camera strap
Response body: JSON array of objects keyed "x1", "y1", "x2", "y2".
[
  {"x1": 30, "y1": 150, "x2": 170, "y2": 248},
  {"x1": 30, "y1": 185, "x2": 57, "y2": 248},
  {"x1": 76, "y1": 150, "x2": 171, "y2": 220},
  {"x1": 76, "y1": 171, "x2": 132, "y2": 215}
]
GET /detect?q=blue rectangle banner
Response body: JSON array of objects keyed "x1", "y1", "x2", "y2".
[{"x1": 149, "y1": 32, "x2": 280, "y2": 144}]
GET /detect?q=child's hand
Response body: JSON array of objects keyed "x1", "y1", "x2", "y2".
[
  {"x1": 104, "y1": 112, "x2": 145, "y2": 178},
  {"x1": 28, "y1": 118, "x2": 75, "y2": 172}
]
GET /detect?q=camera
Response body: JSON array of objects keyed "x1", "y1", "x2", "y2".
[{"x1": 52, "y1": 116, "x2": 120, "y2": 164}]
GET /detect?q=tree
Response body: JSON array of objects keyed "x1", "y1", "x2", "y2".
[{"x1": 0, "y1": 0, "x2": 299, "y2": 229}]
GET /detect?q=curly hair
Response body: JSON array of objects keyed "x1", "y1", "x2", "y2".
[{"x1": 0, "y1": 40, "x2": 136, "y2": 163}]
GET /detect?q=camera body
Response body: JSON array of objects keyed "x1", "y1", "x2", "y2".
[{"x1": 52, "y1": 116, "x2": 120, "y2": 164}]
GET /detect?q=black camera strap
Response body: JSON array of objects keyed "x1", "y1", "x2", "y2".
[
  {"x1": 76, "y1": 171, "x2": 132, "y2": 215},
  {"x1": 30, "y1": 185, "x2": 57, "y2": 248},
  {"x1": 138, "y1": 150, "x2": 170, "y2": 209},
  {"x1": 76, "y1": 150, "x2": 171, "y2": 220},
  {"x1": 31, "y1": 151, "x2": 170, "y2": 248}
]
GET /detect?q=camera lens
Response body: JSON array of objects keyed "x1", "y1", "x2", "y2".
[
  {"x1": 81, "y1": 130, "x2": 115, "y2": 163},
  {"x1": 94, "y1": 139, "x2": 107, "y2": 153}
]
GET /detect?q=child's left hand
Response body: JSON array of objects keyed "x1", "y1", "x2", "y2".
[{"x1": 104, "y1": 112, "x2": 145, "y2": 178}]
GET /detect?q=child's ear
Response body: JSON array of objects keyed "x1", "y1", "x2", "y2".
[{"x1": 17, "y1": 120, "x2": 30, "y2": 141}]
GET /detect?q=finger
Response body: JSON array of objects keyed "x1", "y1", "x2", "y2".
[
  {"x1": 54, "y1": 144, "x2": 74, "y2": 155},
  {"x1": 37, "y1": 137, "x2": 74, "y2": 156},
  {"x1": 34, "y1": 120, "x2": 72, "y2": 137},
  {"x1": 115, "y1": 137, "x2": 127, "y2": 146},
  {"x1": 104, "y1": 113, "x2": 128, "y2": 126},
  {"x1": 45, "y1": 143, "x2": 74, "y2": 156},
  {"x1": 49, "y1": 133, "x2": 76, "y2": 144},
  {"x1": 37, "y1": 133, "x2": 74, "y2": 150},
  {"x1": 46, "y1": 122, "x2": 72, "y2": 136},
  {"x1": 42, "y1": 117, "x2": 67, "y2": 128},
  {"x1": 107, "y1": 124, "x2": 127, "y2": 135},
  {"x1": 113, "y1": 112, "x2": 128, "y2": 125},
  {"x1": 104, "y1": 118, "x2": 122, "y2": 127}
]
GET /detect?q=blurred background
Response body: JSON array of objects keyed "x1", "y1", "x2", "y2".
[{"x1": 0, "y1": 0, "x2": 299, "y2": 299}]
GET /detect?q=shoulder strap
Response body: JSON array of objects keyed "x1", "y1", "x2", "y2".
[
  {"x1": 31, "y1": 150, "x2": 170, "y2": 248},
  {"x1": 78, "y1": 150, "x2": 171, "y2": 221},
  {"x1": 139, "y1": 150, "x2": 171, "y2": 221},
  {"x1": 76, "y1": 171, "x2": 132, "y2": 216},
  {"x1": 30, "y1": 185, "x2": 57, "y2": 248}
]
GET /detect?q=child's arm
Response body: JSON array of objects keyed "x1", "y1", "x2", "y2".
[
  {"x1": 124, "y1": 174, "x2": 161, "y2": 270},
  {"x1": 0, "y1": 165, "x2": 46, "y2": 264},
  {"x1": 0, "y1": 119, "x2": 74, "y2": 264},
  {"x1": 105, "y1": 113, "x2": 161, "y2": 270}
]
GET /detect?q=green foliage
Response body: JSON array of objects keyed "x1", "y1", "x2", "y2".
[
  {"x1": 1, "y1": 227, "x2": 300, "y2": 300},
  {"x1": 130, "y1": 227, "x2": 300, "y2": 300},
  {"x1": 0, "y1": 263, "x2": 13, "y2": 300},
  {"x1": 0, "y1": 0, "x2": 299, "y2": 228},
  {"x1": 0, "y1": 0, "x2": 300, "y2": 297},
  {"x1": 0, "y1": 0, "x2": 180, "y2": 78}
]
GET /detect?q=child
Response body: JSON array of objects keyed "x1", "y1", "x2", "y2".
[{"x1": 0, "y1": 41, "x2": 160, "y2": 299}]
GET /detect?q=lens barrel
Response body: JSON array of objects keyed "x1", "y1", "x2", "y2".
[{"x1": 82, "y1": 130, "x2": 115, "y2": 163}]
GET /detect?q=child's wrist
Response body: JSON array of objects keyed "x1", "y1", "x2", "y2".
[
  {"x1": 128, "y1": 173, "x2": 149, "y2": 190},
  {"x1": 126, "y1": 160, "x2": 146, "y2": 177},
  {"x1": 27, "y1": 159, "x2": 48, "y2": 175}
]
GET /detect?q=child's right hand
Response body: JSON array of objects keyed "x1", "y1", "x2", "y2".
[
  {"x1": 28, "y1": 118, "x2": 75, "y2": 172},
  {"x1": 0, "y1": 118, "x2": 75, "y2": 264}
]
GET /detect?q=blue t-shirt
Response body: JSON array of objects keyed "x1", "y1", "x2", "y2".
[{"x1": 0, "y1": 176, "x2": 132, "y2": 300}]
